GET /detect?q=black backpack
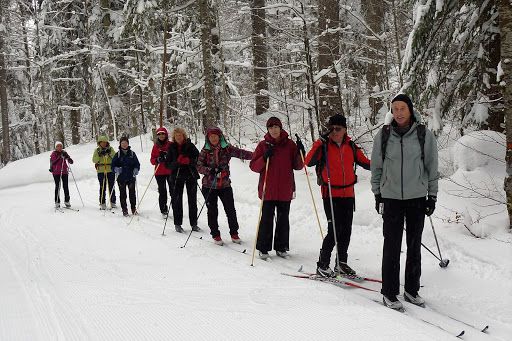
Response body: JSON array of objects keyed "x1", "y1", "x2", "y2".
[{"x1": 381, "y1": 124, "x2": 426, "y2": 163}]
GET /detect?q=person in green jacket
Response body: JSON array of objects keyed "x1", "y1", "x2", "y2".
[
  {"x1": 92, "y1": 135, "x2": 117, "y2": 210},
  {"x1": 371, "y1": 94, "x2": 438, "y2": 311}
]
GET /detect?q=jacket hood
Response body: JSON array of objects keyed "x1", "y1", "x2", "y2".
[
  {"x1": 97, "y1": 135, "x2": 110, "y2": 147},
  {"x1": 204, "y1": 126, "x2": 228, "y2": 150}
]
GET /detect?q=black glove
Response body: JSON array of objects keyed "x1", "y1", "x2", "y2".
[
  {"x1": 99, "y1": 149, "x2": 108, "y2": 156},
  {"x1": 62, "y1": 151, "x2": 69, "y2": 159},
  {"x1": 159, "y1": 150, "x2": 167, "y2": 158},
  {"x1": 295, "y1": 137, "x2": 306, "y2": 156},
  {"x1": 375, "y1": 194, "x2": 382, "y2": 214},
  {"x1": 157, "y1": 156, "x2": 166, "y2": 164},
  {"x1": 263, "y1": 147, "x2": 273, "y2": 161},
  {"x1": 425, "y1": 195, "x2": 436, "y2": 216}
]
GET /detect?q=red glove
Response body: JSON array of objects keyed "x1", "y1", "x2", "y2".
[{"x1": 177, "y1": 155, "x2": 190, "y2": 165}]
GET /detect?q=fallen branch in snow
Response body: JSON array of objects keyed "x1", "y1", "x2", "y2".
[{"x1": 463, "y1": 224, "x2": 480, "y2": 238}]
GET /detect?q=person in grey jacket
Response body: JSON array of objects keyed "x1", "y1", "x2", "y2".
[{"x1": 371, "y1": 93, "x2": 438, "y2": 311}]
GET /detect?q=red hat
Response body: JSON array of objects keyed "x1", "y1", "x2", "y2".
[
  {"x1": 156, "y1": 127, "x2": 168, "y2": 136},
  {"x1": 206, "y1": 126, "x2": 223, "y2": 138},
  {"x1": 266, "y1": 116, "x2": 282, "y2": 129}
]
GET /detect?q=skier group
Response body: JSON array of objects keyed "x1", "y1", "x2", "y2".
[{"x1": 49, "y1": 93, "x2": 438, "y2": 312}]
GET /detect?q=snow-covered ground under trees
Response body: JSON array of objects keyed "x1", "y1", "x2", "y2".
[{"x1": 0, "y1": 131, "x2": 511, "y2": 341}]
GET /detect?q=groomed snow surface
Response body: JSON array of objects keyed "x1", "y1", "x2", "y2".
[{"x1": 0, "y1": 132, "x2": 511, "y2": 341}]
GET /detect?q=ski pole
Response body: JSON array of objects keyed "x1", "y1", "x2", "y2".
[
  {"x1": 55, "y1": 155, "x2": 64, "y2": 211},
  {"x1": 100, "y1": 156, "x2": 107, "y2": 207},
  {"x1": 128, "y1": 163, "x2": 161, "y2": 225},
  {"x1": 181, "y1": 175, "x2": 217, "y2": 248},
  {"x1": 162, "y1": 168, "x2": 180, "y2": 236},
  {"x1": 251, "y1": 158, "x2": 270, "y2": 266},
  {"x1": 104, "y1": 173, "x2": 118, "y2": 215},
  {"x1": 135, "y1": 176, "x2": 139, "y2": 211},
  {"x1": 404, "y1": 226, "x2": 449, "y2": 267},
  {"x1": 429, "y1": 216, "x2": 449, "y2": 268},
  {"x1": 323, "y1": 141, "x2": 341, "y2": 268},
  {"x1": 67, "y1": 162, "x2": 85, "y2": 207},
  {"x1": 296, "y1": 134, "x2": 324, "y2": 239}
]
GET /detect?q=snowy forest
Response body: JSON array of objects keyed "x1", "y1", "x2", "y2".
[{"x1": 1, "y1": 0, "x2": 512, "y2": 223}]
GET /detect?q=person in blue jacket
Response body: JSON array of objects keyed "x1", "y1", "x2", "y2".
[{"x1": 112, "y1": 136, "x2": 141, "y2": 216}]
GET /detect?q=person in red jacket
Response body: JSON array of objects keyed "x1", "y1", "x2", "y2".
[
  {"x1": 150, "y1": 127, "x2": 173, "y2": 217},
  {"x1": 196, "y1": 126, "x2": 253, "y2": 245},
  {"x1": 305, "y1": 114, "x2": 370, "y2": 277},
  {"x1": 250, "y1": 117, "x2": 304, "y2": 260}
]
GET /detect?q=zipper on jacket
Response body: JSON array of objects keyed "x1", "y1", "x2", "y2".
[{"x1": 400, "y1": 137, "x2": 404, "y2": 199}]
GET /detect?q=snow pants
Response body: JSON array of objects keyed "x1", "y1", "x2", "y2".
[
  {"x1": 118, "y1": 179, "x2": 136, "y2": 213},
  {"x1": 202, "y1": 186, "x2": 239, "y2": 238},
  {"x1": 53, "y1": 174, "x2": 70, "y2": 204},
  {"x1": 381, "y1": 197, "x2": 425, "y2": 297},
  {"x1": 155, "y1": 175, "x2": 172, "y2": 214},
  {"x1": 171, "y1": 176, "x2": 198, "y2": 226},
  {"x1": 97, "y1": 172, "x2": 116, "y2": 204},
  {"x1": 256, "y1": 200, "x2": 291, "y2": 253},
  {"x1": 317, "y1": 197, "x2": 354, "y2": 268}
]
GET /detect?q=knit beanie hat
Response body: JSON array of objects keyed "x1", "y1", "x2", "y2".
[
  {"x1": 266, "y1": 116, "x2": 283, "y2": 129},
  {"x1": 391, "y1": 94, "x2": 414, "y2": 116},
  {"x1": 327, "y1": 114, "x2": 347, "y2": 128}
]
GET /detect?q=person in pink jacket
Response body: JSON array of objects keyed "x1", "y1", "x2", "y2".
[{"x1": 50, "y1": 141, "x2": 74, "y2": 208}]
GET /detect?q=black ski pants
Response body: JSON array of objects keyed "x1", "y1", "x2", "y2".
[
  {"x1": 118, "y1": 179, "x2": 136, "y2": 212},
  {"x1": 317, "y1": 197, "x2": 354, "y2": 268},
  {"x1": 256, "y1": 200, "x2": 291, "y2": 253},
  {"x1": 202, "y1": 186, "x2": 239, "y2": 238},
  {"x1": 156, "y1": 175, "x2": 173, "y2": 214},
  {"x1": 381, "y1": 197, "x2": 425, "y2": 297},
  {"x1": 97, "y1": 172, "x2": 116, "y2": 204},
  {"x1": 53, "y1": 174, "x2": 70, "y2": 203},
  {"x1": 171, "y1": 176, "x2": 198, "y2": 226}
]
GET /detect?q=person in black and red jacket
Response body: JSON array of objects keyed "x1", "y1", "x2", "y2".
[
  {"x1": 150, "y1": 127, "x2": 173, "y2": 217},
  {"x1": 305, "y1": 114, "x2": 371, "y2": 278},
  {"x1": 196, "y1": 126, "x2": 253, "y2": 245},
  {"x1": 166, "y1": 127, "x2": 200, "y2": 233}
]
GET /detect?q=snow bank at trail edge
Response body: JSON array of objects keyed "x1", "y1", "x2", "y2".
[{"x1": 439, "y1": 130, "x2": 508, "y2": 238}]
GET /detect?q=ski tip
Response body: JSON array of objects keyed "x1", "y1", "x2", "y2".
[
  {"x1": 456, "y1": 330, "x2": 465, "y2": 338},
  {"x1": 242, "y1": 249, "x2": 247, "y2": 253},
  {"x1": 481, "y1": 326, "x2": 489, "y2": 333}
]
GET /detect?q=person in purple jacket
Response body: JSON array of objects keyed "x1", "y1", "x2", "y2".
[{"x1": 50, "y1": 141, "x2": 74, "y2": 208}]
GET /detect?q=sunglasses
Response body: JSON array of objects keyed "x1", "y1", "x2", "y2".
[
  {"x1": 157, "y1": 132, "x2": 166, "y2": 135},
  {"x1": 331, "y1": 127, "x2": 345, "y2": 132}
]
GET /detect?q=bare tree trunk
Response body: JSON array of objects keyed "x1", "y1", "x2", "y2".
[
  {"x1": 301, "y1": 3, "x2": 318, "y2": 141},
  {"x1": 0, "y1": 0, "x2": 10, "y2": 164},
  {"x1": 361, "y1": 0, "x2": 385, "y2": 125},
  {"x1": 18, "y1": 5, "x2": 40, "y2": 154},
  {"x1": 69, "y1": 67, "x2": 81, "y2": 145},
  {"x1": 317, "y1": 0, "x2": 342, "y2": 129},
  {"x1": 251, "y1": 0, "x2": 269, "y2": 116},
  {"x1": 500, "y1": 0, "x2": 512, "y2": 229},
  {"x1": 160, "y1": 22, "x2": 169, "y2": 127},
  {"x1": 198, "y1": 0, "x2": 216, "y2": 129},
  {"x1": 391, "y1": 0, "x2": 403, "y2": 88},
  {"x1": 483, "y1": 22, "x2": 504, "y2": 132}
]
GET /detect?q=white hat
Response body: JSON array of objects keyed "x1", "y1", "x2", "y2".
[{"x1": 55, "y1": 141, "x2": 63, "y2": 148}]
